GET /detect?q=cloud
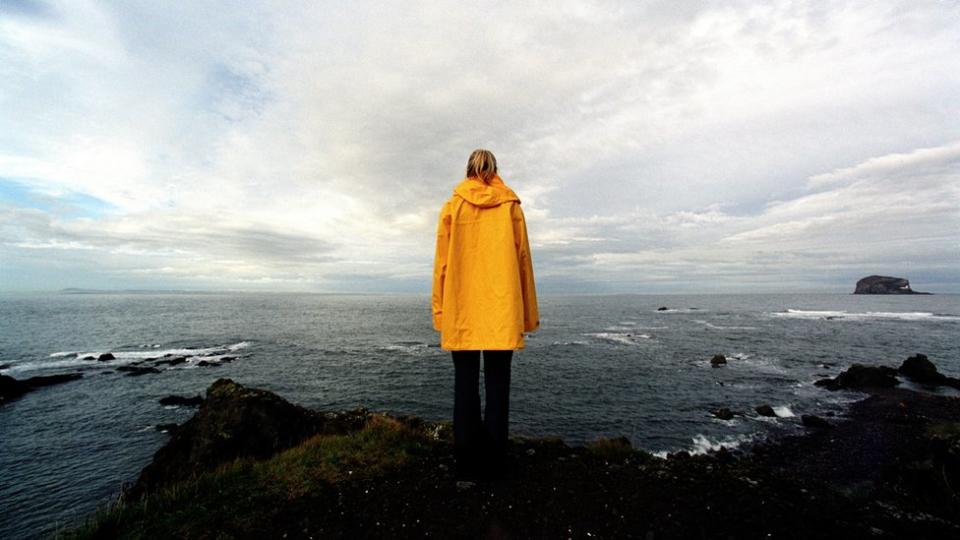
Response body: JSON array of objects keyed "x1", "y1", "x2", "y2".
[
  {"x1": 808, "y1": 142, "x2": 960, "y2": 187},
  {"x1": 1, "y1": 1, "x2": 959, "y2": 292}
]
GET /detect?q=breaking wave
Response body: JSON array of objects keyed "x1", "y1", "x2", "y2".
[{"x1": 770, "y1": 309, "x2": 960, "y2": 322}]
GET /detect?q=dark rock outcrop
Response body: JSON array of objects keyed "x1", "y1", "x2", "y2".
[
  {"x1": 0, "y1": 362, "x2": 11, "y2": 370},
  {"x1": 710, "y1": 354, "x2": 727, "y2": 367},
  {"x1": 854, "y1": 275, "x2": 929, "y2": 294},
  {"x1": 657, "y1": 306, "x2": 668, "y2": 311},
  {"x1": 801, "y1": 415, "x2": 832, "y2": 429},
  {"x1": 1, "y1": 372, "x2": 84, "y2": 404},
  {"x1": 116, "y1": 365, "x2": 161, "y2": 376},
  {"x1": 153, "y1": 356, "x2": 187, "y2": 366},
  {"x1": 85, "y1": 376, "x2": 960, "y2": 539},
  {"x1": 898, "y1": 354, "x2": 960, "y2": 389},
  {"x1": 712, "y1": 407, "x2": 736, "y2": 420},
  {"x1": 814, "y1": 364, "x2": 900, "y2": 390},
  {"x1": 97, "y1": 353, "x2": 116, "y2": 361},
  {"x1": 155, "y1": 423, "x2": 179, "y2": 433},
  {"x1": 122, "y1": 378, "x2": 372, "y2": 501},
  {"x1": 755, "y1": 404, "x2": 777, "y2": 417},
  {"x1": 159, "y1": 394, "x2": 204, "y2": 407}
]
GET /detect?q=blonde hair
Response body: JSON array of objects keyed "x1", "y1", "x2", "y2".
[{"x1": 465, "y1": 149, "x2": 498, "y2": 183}]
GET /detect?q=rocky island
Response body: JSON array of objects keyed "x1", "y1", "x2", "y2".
[
  {"x1": 854, "y1": 275, "x2": 930, "y2": 294},
  {"x1": 54, "y1": 357, "x2": 960, "y2": 539}
]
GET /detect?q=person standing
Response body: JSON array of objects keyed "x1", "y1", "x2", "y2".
[{"x1": 432, "y1": 149, "x2": 540, "y2": 481}]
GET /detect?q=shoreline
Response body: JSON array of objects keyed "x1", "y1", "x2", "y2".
[{"x1": 52, "y1": 360, "x2": 960, "y2": 539}]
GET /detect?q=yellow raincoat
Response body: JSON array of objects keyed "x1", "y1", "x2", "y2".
[{"x1": 432, "y1": 174, "x2": 539, "y2": 350}]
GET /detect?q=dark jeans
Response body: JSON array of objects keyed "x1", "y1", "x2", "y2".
[{"x1": 452, "y1": 349, "x2": 513, "y2": 476}]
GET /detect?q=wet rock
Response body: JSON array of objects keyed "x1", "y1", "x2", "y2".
[
  {"x1": 712, "y1": 408, "x2": 736, "y2": 420},
  {"x1": 97, "y1": 353, "x2": 116, "y2": 361},
  {"x1": 21, "y1": 373, "x2": 84, "y2": 387},
  {"x1": 801, "y1": 415, "x2": 832, "y2": 429},
  {"x1": 0, "y1": 363, "x2": 11, "y2": 370},
  {"x1": 1, "y1": 372, "x2": 84, "y2": 404},
  {"x1": 155, "y1": 423, "x2": 179, "y2": 433},
  {"x1": 122, "y1": 378, "x2": 372, "y2": 501},
  {"x1": 0, "y1": 375, "x2": 29, "y2": 402},
  {"x1": 814, "y1": 364, "x2": 900, "y2": 391},
  {"x1": 154, "y1": 356, "x2": 188, "y2": 366},
  {"x1": 710, "y1": 354, "x2": 727, "y2": 367},
  {"x1": 898, "y1": 354, "x2": 960, "y2": 389},
  {"x1": 657, "y1": 307, "x2": 668, "y2": 311},
  {"x1": 116, "y1": 365, "x2": 161, "y2": 376},
  {"x1": 160, "y1": 394, "x2": 204, "y2": 407},
  {"x1": 755, "y1": 404, "x2": 776, "y2": 417},
  {"x1": 81, "y1": 355, "x2": 96, "y2": 361},
  {"x1": 220, "y1": 356, "x2": 237, "y2": 362}
]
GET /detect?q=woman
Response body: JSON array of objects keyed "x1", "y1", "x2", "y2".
[{"x1": 431, "y1": 149, "x2": 539, "y2": 481}]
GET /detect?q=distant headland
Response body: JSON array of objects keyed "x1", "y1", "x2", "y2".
[{"x1": 853, "y1": 275, "x2": 931, "y2": 295}]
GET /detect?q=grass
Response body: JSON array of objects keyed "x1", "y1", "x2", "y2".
[{"x1": 52, "y1": 414, "x2": 434, "y2": 539}]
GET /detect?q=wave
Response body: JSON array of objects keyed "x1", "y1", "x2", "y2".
[
  {"x1": 655, "y1": 308, "x2": 705, "y2": 314},
  {"x1": 378, "y1": 342, "x2": 432, "y2": 355},
  {"x1": 14, "y1": 341, "x2": 252, "y2": 374},
  {"x1": 771, "y1": 309, "x2": 960, "y2": 322},
  {"x1": 772, "y1": 406, "x2": 795, "y2": 418},
  {"x1": 584, "y1": 332, "x2": 652, "y2": 345},
  {"x1": 652, "y1": 432, "x2": 761, "y2": 458},
  {"x1": 693, "y1": 320, "x2": 758, "y2": 331}
]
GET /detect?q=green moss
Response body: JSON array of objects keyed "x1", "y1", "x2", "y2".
[{"x1": 52, "y1": 414, "x2": 433, "y2": 540}]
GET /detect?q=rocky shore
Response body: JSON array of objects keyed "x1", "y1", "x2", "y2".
[{"x1": 55, "y1": 357, "x2": 960, "y2": 539}]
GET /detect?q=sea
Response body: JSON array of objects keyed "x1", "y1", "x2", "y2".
[{"x1": 1, "y1": 291, "x2": 958, "y2": 539}]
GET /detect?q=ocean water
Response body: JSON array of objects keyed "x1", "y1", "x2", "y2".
[{"x1": 1, "y1": 292, "x2": 958, "y2": 539}]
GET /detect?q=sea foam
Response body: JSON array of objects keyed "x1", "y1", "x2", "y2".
[{"x1": 771, "y1": 309, "x2": 959, "y2": 322}]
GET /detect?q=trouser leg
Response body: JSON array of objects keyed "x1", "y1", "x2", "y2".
[
  {"x1": 483, "y1": 349, "x2": 513, "y2": 465},
  {"x1": 452, "y1": 350, "x2": 482, "y2": 473}
]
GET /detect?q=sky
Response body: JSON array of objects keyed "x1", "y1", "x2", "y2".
[{"x1": 1, "y1": 0, "x2": 958, "y2": 294}]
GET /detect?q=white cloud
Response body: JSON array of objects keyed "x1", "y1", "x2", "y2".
[{"x1": 1, "y1": 0, "x2": 959, "y2": 292}]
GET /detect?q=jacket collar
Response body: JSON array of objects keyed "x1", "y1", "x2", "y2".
[{"x1": 453, "y1": 174, "x2": 520, "y2": 208}]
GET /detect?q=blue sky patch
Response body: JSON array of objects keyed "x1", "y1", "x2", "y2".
[{"x1": 0, "y1": 178, "x2": 114, "y2": 218}]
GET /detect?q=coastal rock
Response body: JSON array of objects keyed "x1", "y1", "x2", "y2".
[
  {"x1": 898, "y1": 354, "x2": 960, "y2": 389},
  {"x1": 79, "y1": 383, "x2": 960, "y2": 539},
  {"x1": 116, "y1": 365, "x2": 161, "y2": 376},
  {"x1": 0, "y1": 375, "x2": 28, "y2": 402},
  {"x1": 712, "y1": 407, "x2": 736, "y2": 420},
  {"x1": 155, "y1": 423, "x2": 179, "y2": 433},
  {"x1": 0, "y1": 362, "x2": 11, "y2": 370},
  {"x1": 657, "y1": 307, "x2": 668, "y2": 311},
  {"x1": 153, "y1": 356, "x2": 187, "y2": 366},
  {"x1": 81, "y1": 355, "x2": 96, "y2": 360},
  {"x1": 196, "y1": 360, "x2": 220, "y2": 367},
  {"x1": 814, "y1": 364, "x2": 900, "y2": 390},
  {"x1": 122, "y1": 378, "x2": 372, "y2": 501},
  {"x1": 853, "y1": 275, "x2": 929, "y2": 294},
  {"x1": 710, "y1": 354, "x2": 727, "y2": 367},
  {"x1": 159, "y1": 394, "x2": 204, "y2": 407},
  {"x1": 801, "y1": 415, "x2": 832, "y2": 429},
  {"x1": 755, "y1": 404, "x2": 776, "y2": 417},
  {"x1": 1, "y1": 372, "x2": 84, "y2": 404},
  {"x1": 97, "y1": 353, "x2": 116, "y2": 361}
]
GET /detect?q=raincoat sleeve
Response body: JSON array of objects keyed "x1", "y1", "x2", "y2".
[
  {"x1": 513, "y1": 204, "x2": 540, "y2": 332},
  {"x1": 431, "y1": 201, "x2": 451, "y2": 331}
]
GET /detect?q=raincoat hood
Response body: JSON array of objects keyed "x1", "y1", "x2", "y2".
[{"x1": 453, "y1": 175, "x2": 520, "y2": 208}]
